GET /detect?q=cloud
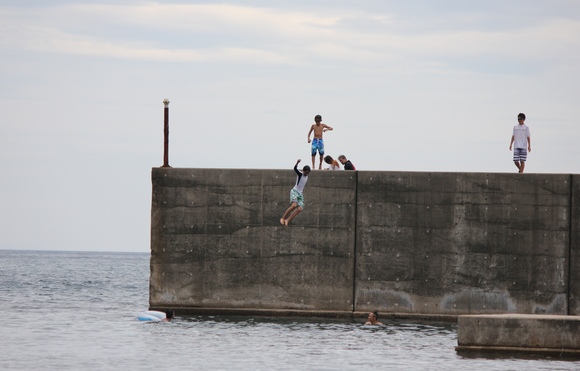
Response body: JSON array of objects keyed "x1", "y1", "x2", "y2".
[
  {"x1": 11, "y1": 26, "x2": 293, "y2": 63},
  {"x1": 1, "y1": 2, "x2": 578, "y2": 71}
]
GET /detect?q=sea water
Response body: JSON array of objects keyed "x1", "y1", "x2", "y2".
[{"x1": 0, "y1": 249, "x2": 577, "y2": 370}]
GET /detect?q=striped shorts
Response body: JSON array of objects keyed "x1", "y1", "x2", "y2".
[{"x1": 513, "y1": 148, "x2": 527, "y2": 162}]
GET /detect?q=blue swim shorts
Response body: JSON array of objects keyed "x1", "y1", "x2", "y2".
[
  {"x1": 290, "y1": 188, "x2": 304, "y2": 208},
  {"x1": 513, "y1": 148, "x2": 527, "y2": 162},
  {"x1": 311, "y1": 138, "x2": 324, "y2": 156}
]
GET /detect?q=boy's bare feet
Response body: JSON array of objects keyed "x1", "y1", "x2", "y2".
[
  {"x1": 280, "y1": 218, "x2": 285, "y2": 225},
  {"x1": 284, "y1": 219, "x2": 289, "y2": 226}
]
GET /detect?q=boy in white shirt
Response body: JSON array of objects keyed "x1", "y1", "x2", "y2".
[
  {"x1": 509, "y1": 113, "x2": 531, "y2": 173},
  {"x1": 280, "y1": 159, "x2": 311, "y2": 226}
]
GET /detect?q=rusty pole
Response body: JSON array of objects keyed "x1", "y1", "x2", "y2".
[{"x1": 162, "y1": 98, "x2": 170, "y2": 167}]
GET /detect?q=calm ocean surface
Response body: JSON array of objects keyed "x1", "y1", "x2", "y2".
[{"x1": 0, "y1": 249, "x2": 578, "y2": 370}]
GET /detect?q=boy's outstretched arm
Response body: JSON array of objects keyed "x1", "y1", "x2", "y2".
[
  {"x1": 294, "y1": 159, "x2": 302, "y2": 173},
  {"x1": 323, "y1": 124, "x2": 333, "y2": 132}
]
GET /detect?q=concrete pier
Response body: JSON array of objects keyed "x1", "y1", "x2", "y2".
[
  {"x1": 456, "y1": 314, "x2": 580, "y2": 356},
  {"x1": 150, "y1": 168, "x2": 580, "y2": 317}
]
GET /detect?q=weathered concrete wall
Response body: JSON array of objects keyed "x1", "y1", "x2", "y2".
[
  {"x1": 150, "y1": 168, "x2": 576, "y2": 316},
  {"x1": 355, "y1": 172, "x2": 570, "y2": 315},
  {"x1": 456, "y1": 314, "x2": 580, "y2": 355},
  {"x1": 150, "y1": 168, "x2": 357, "y2": 312},
  {"x1": 569, "y1": 175, "x2": 580, "y2": 314}
]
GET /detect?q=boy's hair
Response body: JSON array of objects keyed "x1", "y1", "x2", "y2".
[
  {"x1": 165, "y1": 309, "x2": 175, "y2": 319},
  {"x1": 324, "y1": 155, "x2": 333, "y2": 164},
  {"x1": 314, "y1": 114, "x2": 322, "y2": 121},
  {"x1": 373, "y1": 311, "x2": 379, "y2": 320},
  {"x1": 338, "y1": 155, "x2": 346, "y2": 160},
  {"x1": 518, "y1": 113, "x2": 526, "y2": 120},
  {"x1": 303, "y1": 165, "x2": 311, "y2": 172}
]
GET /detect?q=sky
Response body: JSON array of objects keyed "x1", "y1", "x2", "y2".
[{"x1": 1, "y1": 0, "x2": 579, "y2": 252}]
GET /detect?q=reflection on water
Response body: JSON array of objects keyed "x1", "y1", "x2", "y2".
[
  {"x1": 134, "y1": 315, "x2": 460, "y2": 370},
  {"x1": 1, "y1": 250, "x2": 579, "y2": 370},
  {"x1": 133, "y1": 315, "x2": 579, "y2": 371}
]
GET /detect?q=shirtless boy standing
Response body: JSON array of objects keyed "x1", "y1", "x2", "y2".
[{"x1": 307, "y1": 115, "x2": 333, "y2": 170}]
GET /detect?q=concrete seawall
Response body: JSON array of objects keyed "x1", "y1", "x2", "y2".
[
  {"x1": 456, "y1": 314, "x2": 580, "y2": 355},
  {"x1": 150, "y1": 168, "x2": 580, "y2": 317}
]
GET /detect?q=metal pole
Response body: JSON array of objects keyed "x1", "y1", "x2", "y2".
[{"x1": 162, "y1": 98, "x2": 170, "y2": 167}]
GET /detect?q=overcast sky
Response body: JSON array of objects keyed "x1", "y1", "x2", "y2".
[{"x1": 1, "y1": 1, "x2": 579, "y2": 252}]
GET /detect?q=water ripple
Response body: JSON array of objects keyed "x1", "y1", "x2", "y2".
[{"x1": 0, "y1": 250, "x2": 577, "y2": 370}]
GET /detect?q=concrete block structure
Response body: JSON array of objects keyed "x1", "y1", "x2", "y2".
[
  {"x1": 150, "y1": 168, "x2": 579, "y2": 317},
  {"x1": 150, "y1": 168, "x2": 357, "y2": 314},
  {"x1": 456, "y1": 314, "x2": 580, "y2": 355},
  {"x1": 355, "y1": 171, "x2": 570, "y2": 315}
]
